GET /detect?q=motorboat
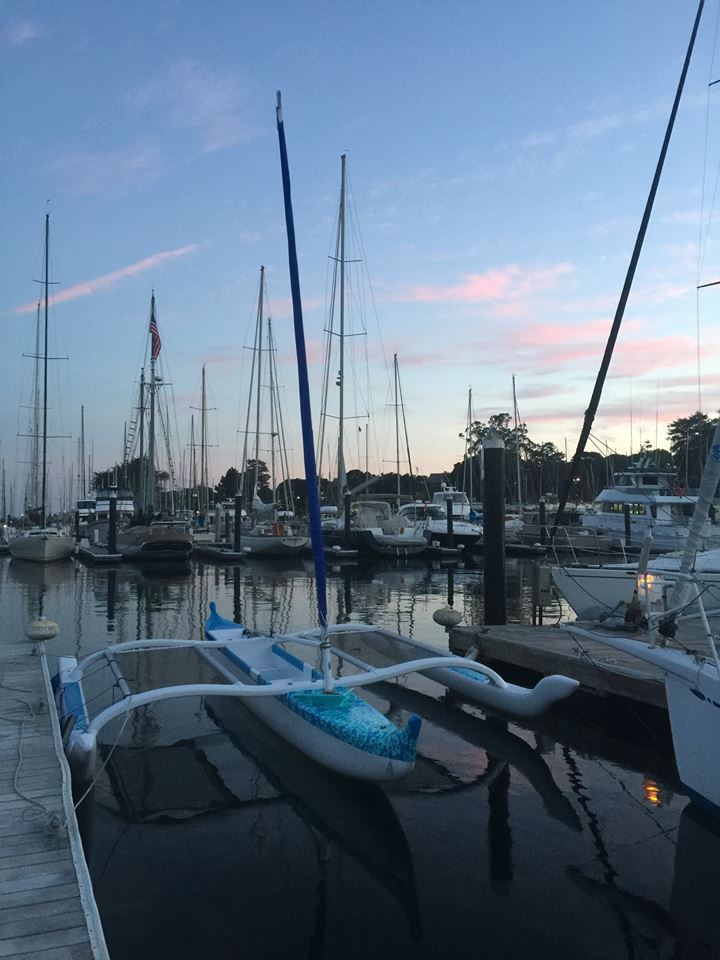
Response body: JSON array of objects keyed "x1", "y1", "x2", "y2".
[
  {"x1": 116, "y1": 519, "x2": 193, "y2": 561},
  {"x1": 393, "y1": 501, "x2": 482, "y2": 550},
  {"x1": 579, "y1": 457, "x2": 720, "y2": 553}
]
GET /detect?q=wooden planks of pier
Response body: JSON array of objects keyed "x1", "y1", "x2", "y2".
[
  {"x1": 449, "y1": 622, "x2": 676, "y2": 710},
  {"x1": 0, "y1": 629, "x2": 108, "y2": 959}
]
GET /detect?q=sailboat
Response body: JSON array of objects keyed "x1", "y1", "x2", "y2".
[
  {"x1": 235, "y1": 266, "x2": 308, "y2": 558},
  {"x1": 562, "y1": 413, "x2": 720, "y2": 814},
  {"x1": 555, "y1": 0, "x2": 719, "y2": 813},
  {"x1": 53, "y1": 95, "x2": 577, "y2": 785},
  {"x1": 115, "y1": 293, "x2": 192, "y2": 562},
  {"x1": 10, "y1": 214, "x2": 74, "y2": 564}
]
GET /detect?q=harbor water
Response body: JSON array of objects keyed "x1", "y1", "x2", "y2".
[{"x1": 2, "y1": 554, "x2": 718, "y2": 960}]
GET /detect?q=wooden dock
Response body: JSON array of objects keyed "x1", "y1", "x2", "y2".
[
  {"x1": 0, "y1": 626, "x2": 108, "y2": 959},
  {"x1": 449, "y1": 622, "x2": 678, "y2": 710}
]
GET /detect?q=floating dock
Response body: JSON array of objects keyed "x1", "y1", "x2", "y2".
[
  {"x1": 76, "y1": 544, "x2": 122, "y2": 565},
  {"x1": 0, "y1": 625, "x2": 108, "y2": 959},
  {"x1": 449, "y1": 622, "x2": 676, "y2": 710}
]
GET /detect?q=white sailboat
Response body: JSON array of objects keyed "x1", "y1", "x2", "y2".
[
  {"x1": 10, "y1": 214, "x2": 74, "y2": 564},
  {"x1": 116, "y1": 293, "x2": 192, "y2": 562},
  {"x1": 237, "y1": 266, "x2": 309, "y2": 557},
  {"x1": 561, "y1": 398, "x2": 720, "y2": 813}
]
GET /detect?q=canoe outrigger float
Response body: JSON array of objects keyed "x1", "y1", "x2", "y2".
[
  {"x1": 55, "y1": 601, "x2": 578, "y2": 783},
  {"x1": 52, "y1": 94, "x2": 578, "y2": 786}
]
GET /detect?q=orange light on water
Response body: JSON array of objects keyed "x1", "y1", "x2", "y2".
[{"x1": 643, "y1": 778, "x2": 662, "y2": 807}]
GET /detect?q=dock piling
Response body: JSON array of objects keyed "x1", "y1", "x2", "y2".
[{"x1": 482, "y1": 430, "x2": 506, "y2": 625}]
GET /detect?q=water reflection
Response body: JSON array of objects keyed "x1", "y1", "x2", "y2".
[{"x1": 6, "y1": 554, "x2": 709, "y2": 959}]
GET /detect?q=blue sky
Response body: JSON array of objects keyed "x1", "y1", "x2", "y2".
[{"x1": 2, "y1": 1, "x2": 719, "y2": 511}]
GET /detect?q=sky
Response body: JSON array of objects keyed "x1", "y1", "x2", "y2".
[{"x1": 3, "y1": 0, "x2": 720, "y2": 512}]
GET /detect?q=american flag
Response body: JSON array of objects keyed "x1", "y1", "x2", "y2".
[{"x1": 149, "y1": 294, "x2": 161, "y2": 360}]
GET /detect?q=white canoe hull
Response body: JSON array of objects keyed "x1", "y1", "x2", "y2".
[{"x1": 204, "y1": 647, "x2": 415, "y2": 781}]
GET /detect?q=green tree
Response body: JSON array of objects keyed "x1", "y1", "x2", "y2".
[
  {"x1": 215, "y1": 467, "x2": 241, "y2": 501},
  {"x1": 667, "y1": 411, "x2": 718, "y2": 488}
]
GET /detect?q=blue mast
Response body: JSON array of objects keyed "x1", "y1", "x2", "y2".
[{"x1": 275, "y1": 92, "x2": 328, "y2": 633}]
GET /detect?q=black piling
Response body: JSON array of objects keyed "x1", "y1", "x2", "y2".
[
  {"x1": 623, "y1": 503, "x2": 632, "y2": 548},
  {"x1": 344, "y1": 492, "x2": 352, "y2": 549},
  {"x1": 74, "y1": 510, "x2": 80, "y2": 543},
  {"x1": 539, "y1": 497, "x2": 547, "y2": 545},
  {"x1": 482, "y1": 431, "x2": 506, "y2": 625},
  {"x1": 224, "y1": 511, "x2": 231, "y2": 543},
  {"x1": 446, "y1": 497, "x2": 454, "y2": 548},
  {"x1": 108, "y1": 486, "x2": 117, "y2": 555},
  {"x1": 233, "y1": 495, "x2": 242, "y2": 552}
]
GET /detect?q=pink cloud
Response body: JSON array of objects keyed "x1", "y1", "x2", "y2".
[
  {"x1": 11, "y1": 244, "x2": 199, "y2": 314},
  {"x1": 268, "y1": 296, "x2": 322, "y2": 320},
  {"x1": 399, "y1": 262, "x2": 574, "y2": 304}
]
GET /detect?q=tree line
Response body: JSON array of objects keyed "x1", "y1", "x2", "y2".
[{"x1": 95, "y1": 410, "x2": 719, "y2": 513}]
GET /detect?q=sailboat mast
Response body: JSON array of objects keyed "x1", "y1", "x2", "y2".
[
  {"x1": 268, "y1": 317, "x2": 276, "y2": 500},
  {"x1": 40, "y1": 213, "x2": 50, "y2": 527},
  {"x1": 31, "y1": 300, "x2": 41, "y2": 510},
  {"x1": 200, "y1": 364, "x2": 207, "y2": 512},
  {"x1": 80, "y1": 405, "x2": 86, "y2": 500},
  {"x1": 190, "y1": 413, "x2": 197, "y2": 508},
  {"x1": 394, "y1": 354, "x2": 401, "y2": 510},
  {"x1": 253, "y1": 266, "x2": 265, "y2": 499},
  {"x1": 147, "y1": 293, "x2": 157, "y2": 515},
  {"x1": 467, "y1": 388, "x2": 473, "y2": 507},
  {"x1": 337, "y1": 154, "x2": 347, "y2": 509},
  {"x1": 512, "y1": 374, "x2": 522, "y2": 512},
  {"x1": 138, "y1": 370, "x2": 146, "y2": 512},
  {"x1": 549, "y1": 0, "x2": 705, "y2": 542}
]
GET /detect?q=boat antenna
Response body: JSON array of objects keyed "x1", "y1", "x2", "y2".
[
  {"x1": 549, "y1": 0, "x2": 705, "y2": 544},
  {"x1": 275, "y1": 93, "x2": 330, "y2": 665}
]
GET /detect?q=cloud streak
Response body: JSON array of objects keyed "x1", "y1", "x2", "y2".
[
  {"x1": 398, "y1": 262, "x2": 574, "y2": 304},
  {"x1": 129, "y1": 59, "x2": 252, "y2": 153},
  {"x1": 11, "y1": 244, "x2": 199, "y2": 314},
  {"x1": 46, "y1": 142, "x2": 163, "y2": 196},
  {"x1": 3, "y1": 20, "x2": 45, "y2": 47}
]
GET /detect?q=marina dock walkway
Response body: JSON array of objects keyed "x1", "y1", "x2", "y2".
[
  {"x1": 0, "y1": 626, "x2": 108, "y2": 959},
  {"x1": 449, "y1": 621, "x2": 690, "y2": 710}
]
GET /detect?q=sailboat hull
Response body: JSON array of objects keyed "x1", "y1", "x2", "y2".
[
  {"x1": 666, "y1": 670, "x2": 720, "y2": 815},
  {"x1": 9, "y1": 531, "x2": 75, "y2": 563},
  {"x1": 564, "y1": 623, "x2": 720, "y2": 813}
]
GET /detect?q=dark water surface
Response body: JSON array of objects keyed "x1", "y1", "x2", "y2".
[{"x1": 2, "y1": 554, "x2": 718, "y2": 960}]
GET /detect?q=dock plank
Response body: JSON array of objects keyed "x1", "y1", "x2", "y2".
[
  {"x1": 0, "y1": 632, "x2": 108, "y2": 959},
  {"x1": 0, "y1": 924, "x2": 92, "y2": 958}
]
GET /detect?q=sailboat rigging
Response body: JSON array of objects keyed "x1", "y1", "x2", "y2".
[
  {"x1": 10, "y1": 214, "x2": 74, "y2": 563},
  {"x1": 235, "y1": 265, "x2": 308, "y2": 556},
  {"x1": 114, "y1": 293, "x2": 192, "y2": 561},
  {"x1": 52, "y1": 95, "x2": 578, "y2": 789}
]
